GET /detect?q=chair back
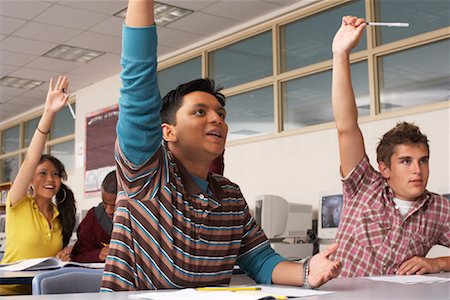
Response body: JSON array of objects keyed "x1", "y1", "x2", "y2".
[{"x1": 32, "y1": 267, "x2": 103, "y2": 295}]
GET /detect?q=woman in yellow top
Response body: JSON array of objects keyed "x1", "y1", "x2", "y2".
[{"x1": 0, "y1": 76, "x2": 77, "y2": 295}]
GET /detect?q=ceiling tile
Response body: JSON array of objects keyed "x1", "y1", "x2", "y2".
[
  {"x1": 13, "y1": 21, "x2": 81, "y2": 44},
  {"x1": 0, "y1": 36, "x2": 57, "y2": 55},
  {"x1": 89, "y1": 53, "x2": 121, "y2": 67},
  {"x1": 264, "y1": 0, "x2": 298, "y2": 5},
  {"x1": 0, "y1": 64, "x2": 18, "y2": 76},
  {"x1": 65, "y1": 31, "x2": 121, "y2": 52},
  {"x1": 0, "y1": 86, "x2": 26, "y2": 98},
  {"x1": 5, "y1": 95, "x2": 43, "y2": 106},
  {"x1": 165, "y1": 12, "x2": 237, "y2": 36},
  {"x1": 34, "y1": 4, "x2": 110, "y2": 30},
  {"x1": 69, "y1": 60, "x2": 121, "y2": 78},
  {"x1": 0, "y1": 102, "x2": 36, "y2": 122},
  {"x1": 0, "y1": 1, "x2": 51, "y2": 19},
  {"x1": 26, "y1": 57, "x2": 83, "y2": 73},
  {"x1": 19, "y1": 89, "x2": 48, "y2": 101},
  {"x1": 157, "y1": 25, "x2": 205, "y2": 48},
  {"x1": 0, "y1": 16, "x2": 27, "y2": 35},
  {"x1": 163, "y1": 0, "x2": 218, "y2": 11},
  {"x1": 201, "y1": 1, "x2": 279, "y2": 22},
  {"x1": 10, "y1": 67, "x2": 59, "y2": 81},
  {"x1": 89, "y1": 16, "x2": 123, "y2": 37},
  {"x1": 0, "y1": 50, "x2": 37, "y2": 67},
  {"x1": 60, "y1": 0, "x2": 127, "y2": 15}
]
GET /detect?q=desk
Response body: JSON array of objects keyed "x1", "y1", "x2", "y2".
[
  {"x1": 3, "y1": 273, "x2": 449, "y2": 300},
  {"x1": 0, "y1": 270, "x2": 47, "y2": 285}
]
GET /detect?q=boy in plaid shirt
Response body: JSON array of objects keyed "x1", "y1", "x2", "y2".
[{"x1": 331, "y1": 15, "x2": 449, "y2": 277}]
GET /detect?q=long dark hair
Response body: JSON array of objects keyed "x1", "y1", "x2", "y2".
[{"x1": 39, "y1": 155, "x2": 77, "y2": 247}]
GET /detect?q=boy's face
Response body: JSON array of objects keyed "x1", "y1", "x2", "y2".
[
  {"x1": 165, "y1": 91, "x2": 227, "y2": 162},
  {"x1": 101, "y1": 190, "x2": 116, "y2": 218},
  {"x1": 379, "y1": 143, "x2": 429, "y2": 201}
]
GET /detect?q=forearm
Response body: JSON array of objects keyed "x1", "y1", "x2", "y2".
[
  {"x1": 8, "y1": 111, "x2": 55, "y2": 205},
  {"x1": 125, "y1": 0, "x2": 154, "y2": 27},
  {"x1": 272, "y1": 261, "x2": 303, "y2": 286}
]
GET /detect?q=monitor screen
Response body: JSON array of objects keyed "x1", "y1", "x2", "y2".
[{"x1": 318, "y1": 194, "x2": 343, "y2": 239}]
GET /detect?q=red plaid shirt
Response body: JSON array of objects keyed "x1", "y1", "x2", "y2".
[{"x1": 334, "y1": 155, "x2": 450, "y2": 277}]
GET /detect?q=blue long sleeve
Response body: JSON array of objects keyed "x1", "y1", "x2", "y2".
[
  {"x1": 116, "y1": 24, "x2": 163, "y2": 165},
  {"x1": 236, "y1": 244, "x2": 286, "y2": 284}
]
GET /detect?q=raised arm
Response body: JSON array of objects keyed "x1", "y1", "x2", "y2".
[
  {"x1": 125, "y1": 0, "x2": 154, "y2": 27},
  {"x1": 331, "y1": 16, "x2": 366, "y2": 177},
  {"x1": 116, "y1": 0, "x2": 162, "y2": 165},
  {"x1": 8, "y1": 76, "x2": 69, "y2": 206}
]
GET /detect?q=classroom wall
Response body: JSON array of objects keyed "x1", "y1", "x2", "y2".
[{"x1": 71, "y1": 72, "x2": 450, "y2": 218}]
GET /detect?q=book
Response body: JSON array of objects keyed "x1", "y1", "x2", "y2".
[{"x1": 0, "y1": 257, "x2": 105, "y2": 271}]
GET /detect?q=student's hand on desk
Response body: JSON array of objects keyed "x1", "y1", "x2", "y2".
[
  {"x1": 397, "y1": 256, "x2": 440, "y2": 275},
  {"x1": 308, "y1": 243, "x2": 341, "y2": 288},
  {"x1": 56, "y1": 245, "x2": 73, "y2": 262},
  {"x1": 99, "y1": 245, "x2": 110, "y2": 262}
]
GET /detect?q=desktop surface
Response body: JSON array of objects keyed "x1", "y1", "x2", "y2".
[{"x1": 2, "y1": 272, "x2": 449, "y2": 300}]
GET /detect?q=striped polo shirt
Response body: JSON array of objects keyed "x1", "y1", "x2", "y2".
[{"x1": 101, "y1": 24, "x2": 277, "y2": 291}]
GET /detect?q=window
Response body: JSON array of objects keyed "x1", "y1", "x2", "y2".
[
  {"x1": 375, "y1": 0, "x2": 450, "y2": 45},
  {"x1": 154, "y1": 0, "x2": 448, "y2": 143},
  {"x1": 0, "y1": 155, "x2": 18, "y2": 182},
  {"x1": 378, "y1": 39, "x2": 450, "y2": 112},
  {"x1": 158, "y1": 56, "x2": 201, "y2": 98},
  {"x1": 282, "y1": 61, "x2": 369, "y2": 130},
  {"x1": 208, "y1": 31, "x2": 272, "y2": 88},
  {"x1": 226, "y1": 86, "x2": 274, "y2": 141},
  {"x1": 1, "y1": 125, "x2": 19, "y2": 154},
  {"x1": 24, "y1": 117, "x2": 39, "y2": 148},
  {"x1": 49, "y1": 140, "x2": 75, "y2": 173},
  {"x1": 0, "y1": 104, "x2": 76, "y2": 183},
  {"x1": 51, "y1": 104, "x2": 76, "y2": 139},
  {"x1": 280, "y1": 0, "x2": 366, "y2": 72}
]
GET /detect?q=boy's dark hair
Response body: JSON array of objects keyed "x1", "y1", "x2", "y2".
[
  {"x1": 376, "y1": 122, "x2": 429, "y2": 167},
  {"x1": 39, "y1": 154, "x2": 76, "y2": 247},
  {"x1": 161, "y1": 78, "x2": 225, "y2": 125},
  {"x1": 102, "y1": 170, "x2": 117, "y2": 194}
]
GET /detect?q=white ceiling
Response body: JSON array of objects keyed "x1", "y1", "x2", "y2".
[{"x1": 0, "y1": 0, "x2": 312, "y2": 124}]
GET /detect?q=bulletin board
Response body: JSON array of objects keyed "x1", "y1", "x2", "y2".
[{"x1": 84, "y1": 104, "x2": 119, "y2": 193}]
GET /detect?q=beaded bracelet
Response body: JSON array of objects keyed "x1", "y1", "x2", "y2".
[{"x1": 302, "y1": 256, "x2": 313, "y2": 289}]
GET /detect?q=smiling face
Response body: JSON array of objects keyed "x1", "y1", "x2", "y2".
[
  {"x1": 162, "y1": 91, "x2": 228, "y2": 164},
  {"x1": 31, "y1": 160, "x2": 62, "y2": 201},
  {"x1": 379, "y1": 143, "x2": 429, "y2": 201}
]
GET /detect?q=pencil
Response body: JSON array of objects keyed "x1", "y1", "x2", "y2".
[
  {"x1": 366, "y1": 22, "x2": 409, "y2": 27},
  {"x1": 196, "y1": 287, "x2": 261, "y2": 292},
  {"x1": 62, "y1": 88, "x2": 76, "y2": 120}
]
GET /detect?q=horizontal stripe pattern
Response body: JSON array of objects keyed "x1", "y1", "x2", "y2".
[{"x1": 101, "y1": 143, "x2": 268, "y2": 290}]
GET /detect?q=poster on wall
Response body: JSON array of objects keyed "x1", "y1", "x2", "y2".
[{"x1": 84, "y1": 104, "x2": 118, "y2": 194}]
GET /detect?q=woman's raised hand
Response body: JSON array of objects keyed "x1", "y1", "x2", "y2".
[{"x1": 45, "y1": 75, "x2": 69, "y2": 114}]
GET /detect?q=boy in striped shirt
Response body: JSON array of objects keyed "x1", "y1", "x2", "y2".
[{"x1": 101, "y1": 0, "x2": 340, "y2": 291}]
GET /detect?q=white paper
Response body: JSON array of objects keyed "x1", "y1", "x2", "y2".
[
  {"x1": 365, "y1": 275, "x2": 450, "y2": 284},
  {"x1": 129, "y1": 288, "x2": 262, "y2": 300},
  {"x1": 0, "y1": 257, "x2": 105, "y2": 271},
  {"x1": 129, "y1": 285, "x2": 335, "y2": 300},
  {"x1": 260, "y1": 285, "x2": 334, "y2": 297}
]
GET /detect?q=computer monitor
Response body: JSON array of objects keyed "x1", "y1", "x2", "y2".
[
  {"x1": 318, "y1": 193, "x2": 344, "y2": 240},
  {"x1": 255, "y1": 194, "x2": 312, "y2": 239}
]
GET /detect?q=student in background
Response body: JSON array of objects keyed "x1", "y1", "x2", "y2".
[
  {"x1": 0, "y1": 76, "x2": 77, "y2": 295},
  {"x1": 101, "y1": 0, "x2": 340, "y2": 291},
  {"x1": 331, "y1": 15, "x2": 449, "y2": 277},
  {"x1": 71, "y1": 170, "x2": 117, "y2": 263}
]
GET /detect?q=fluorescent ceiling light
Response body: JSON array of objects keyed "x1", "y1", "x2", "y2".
[
  {"x1": 0, "y1": 76, "x2": 44, "y2": 90},
  {"x1": 43, "y1": 45, "x2": 105, "y2": 63},
  {"x1": 114, "y1": 2, "x2": 192, "y2": 26}
]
